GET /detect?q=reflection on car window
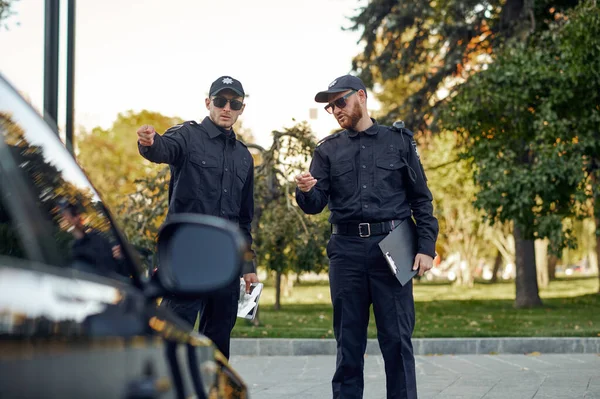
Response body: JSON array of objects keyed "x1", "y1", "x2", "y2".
[
  {"x1": 0, "y1": 78, "x2": 131, "y2": 281},
  {"x1": 0, "y1": 198, "x2": 27, "y2": 260}
]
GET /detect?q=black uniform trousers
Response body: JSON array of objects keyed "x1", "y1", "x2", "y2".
[
  {"x1": 161, "y1": 277, "x2": 240, "y2": 359},
  {"x1": 327, "y1": 233, "x2": 416, "y2": 399}
]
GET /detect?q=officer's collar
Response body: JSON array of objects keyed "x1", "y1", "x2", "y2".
[
  {"x1": 201, "y1": 116, "x2": 237, "y2": 145},
  {"x1": 347, "y1": 118, "x2": 378, "y2": 138}
]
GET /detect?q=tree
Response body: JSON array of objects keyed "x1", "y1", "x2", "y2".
[
  {"x1": 423, "y1": 130, "x2": 510, "y2": 285},
  {"x1": 441, "y1": 3, "x2": 596, "y2": 306},
  {"x1": 247, "y1": 122, "x2": 329, "y2": 311},
  {"x1": 76, "y1": 110, "x2": 182, "y2": 219},
  {"x1": 0, "y1": 0, "x2": 15, "y2": 28},
  {"x1": 535, "y1": 0, "x2": 600, "y2": 291},
  {"x1": 349, "y1": 0, "x2": 580, "y2": 132}
]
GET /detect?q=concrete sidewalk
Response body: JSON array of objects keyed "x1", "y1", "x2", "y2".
[
  {"x1": 230, "y1": 354, "x2": 600, "y2": 399},
  {"x1": 231, "y1": 337, "x2": 600, "y2": 357}
]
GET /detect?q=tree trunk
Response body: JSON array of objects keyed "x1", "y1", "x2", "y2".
[
  {"x1": 514, "y1": 225, "x2": 543, "y2": 308},
  {"x1": 491, "y1": 250, "x2": 502, "y2": 283},
  {"x1": 274, "y1": 270, "x2": 282, "y2": 311},
  {"x1": 596, "y1": 216, "x2": 600, "y2": 294},
  {"x1": 547, "y1": 254, "x2": 558, "y2": 281},
  {"x1": 252, "y1": 307, "x2": 261, "y2": 326},
  {"x1": 535, "y1": 240, "x2": 549, "y2": 289},
  {"x1": 591, "y1": 171, "x2": 600, "y2": 294}
]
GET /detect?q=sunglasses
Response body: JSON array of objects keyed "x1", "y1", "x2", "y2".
[
  {"x1": 212, "y1": 96, "x2": 244, "y2": 111},
  {"x1": 324, "y1": 90, "x2": 357, "y2": 114}
]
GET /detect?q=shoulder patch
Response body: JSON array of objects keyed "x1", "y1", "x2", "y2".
[{"x1": 317, "y1": 132, "x2": 341, "y2": 147}]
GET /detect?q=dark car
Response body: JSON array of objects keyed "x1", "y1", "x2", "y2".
[{"x1": 0, "y1": 74, "x2": 249, "y2": 399}]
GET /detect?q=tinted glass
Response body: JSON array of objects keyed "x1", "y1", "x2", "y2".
[
  {"x1": 0, "y1": 197, "x2": 27, "y2": 260},
  {"x1": 0, "y1": 76, "x2": 132, "y2": 280}
]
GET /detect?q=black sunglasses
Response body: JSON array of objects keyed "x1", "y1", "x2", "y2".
[
  {"x1": 212, "y1": 96, "x2": 244, "y2": 111},
  {"x1": 324, "y1": 90, "x2": 357, "y2": 114}
]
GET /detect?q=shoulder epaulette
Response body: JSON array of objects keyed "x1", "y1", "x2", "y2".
[
  {"x1": 236, "y1": 138, "x2": 249, "y2": 148},
  {"x1": 317, "y1": 132, "x2": 342, "y2": 147},
  {"x1": 390, "y1": 120, "x2": 414, "y2": 137},
  {"x1": 164, "y1": 123, "x2": 185, "y2": 133}
]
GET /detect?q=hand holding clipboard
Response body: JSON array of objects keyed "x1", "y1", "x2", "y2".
[{"x1": 378, "y1": 218, "x2": 434, "y2": 285}]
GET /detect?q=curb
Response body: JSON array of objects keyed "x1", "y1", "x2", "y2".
[{"x1": 231, "y1": 337, "x2": 600, "y2": 356}]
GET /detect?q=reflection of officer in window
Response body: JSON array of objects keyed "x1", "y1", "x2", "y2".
[
  {"x1": 295, "y1": 75, "x2": 439, "y2": 399},
  {"x1": 60, "y1": 203, "x2": 126, "y2": 279}
]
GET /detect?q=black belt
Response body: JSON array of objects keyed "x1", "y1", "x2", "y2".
[{"x1": 331, "y1": 220, "x2": 402, "y2": 238}]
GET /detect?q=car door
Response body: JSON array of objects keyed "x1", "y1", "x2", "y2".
[
  {"x1": 0, "y1": 74, "x2": 248, "y2": 399},
  {"x1": 0, "y1": 74, "x2": 180, "y2": 398}
]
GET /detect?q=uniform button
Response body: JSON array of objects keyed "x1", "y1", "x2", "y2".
[
  {"x1": 362, "y1": 165, "x2": 366, "y2": 169},
  {"x1": 364, "y1": 204, "x2": 369, "y2": 208},
  {"x1": 223, "y1": 189, "x2": 228, "y2": 193},
  {"x1": 361, "y1": 145, "x2": 366, "y2": 149},
  {"x1": 225, "y1": 168, "x2": 229, "y2": 172},
  {"x1": 221, "y1": 210, "x2": 225, "y2": 215},
  {"x1": 390, "y1": 163, "x2": 394, "y2": 167},
  {"x1": 201, "y1": 161, "x2": 206, "y2": 165},
  {"x1": 362, "y1": 185, "x2": 367, "y2": 189}
]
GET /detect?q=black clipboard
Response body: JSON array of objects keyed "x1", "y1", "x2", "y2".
[{"x1": 378, "y1": 218, "x2": 418, "y2": 286}]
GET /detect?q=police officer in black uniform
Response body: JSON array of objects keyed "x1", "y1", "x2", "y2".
[
  {"x1": 136, "y1": 75, "x2": 258, "y2": 359},
  {"x1": 295, "y1": 75, "x2": 438, "y2": 399}
]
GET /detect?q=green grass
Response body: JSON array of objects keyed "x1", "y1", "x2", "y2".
[{"x1": 232, "y1": 276, "x2": 600, "y2": 338}]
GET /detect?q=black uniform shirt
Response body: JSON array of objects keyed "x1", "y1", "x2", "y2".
[
  {"x1": 295, "y1": 119, "x2": 438, "y2": 258},
  {"x1": 138, "y1": 116, "x2": 255, "y2": 273}
]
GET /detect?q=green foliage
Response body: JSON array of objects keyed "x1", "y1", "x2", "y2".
[
  {"x1": 119, "y1": 165, "x2": 170, "y2": 254},
  {"x1": 350, "y1": 0, "x2": 580, "y2": 131},
  {"x1": 441, "y1": 2, "x2": 600, "y2": 253},
  {"x1": 76, "y1": 110, "x2": 182, "y2": 214},
  {"x1": 423, "y1": 131, "x2": 502, "y2": 284},
  {"x1": 251, "y1": 122, "x2": 330, "y2": 287},
  {"x1": 537, "y1": 0, "x2": 600, "y2": 231},
  {"x1": 257, "y1": 188, "x2": 329, "y2": 278},
  {"x1": 76, "y1": 110, "x2": 182, "y2": 252}
]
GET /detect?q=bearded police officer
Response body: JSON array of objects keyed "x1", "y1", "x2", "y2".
[
  {"x1": 295, "y1": 75, "x2": 438, "y2": 399},
  {"x1": 137, "y1": 76, "x2": 258, "y2": 359}
]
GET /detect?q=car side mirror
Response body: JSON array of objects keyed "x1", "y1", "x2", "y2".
[{"x1": 156, "y1": 214, "x2": 245, "y2": 295}]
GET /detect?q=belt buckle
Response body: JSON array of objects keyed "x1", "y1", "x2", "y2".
[{"x1": 358, "y1": 223, "x2": 371, "y2": 238}]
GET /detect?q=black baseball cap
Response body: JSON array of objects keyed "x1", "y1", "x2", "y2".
[
  {"x1": 209, "y1": 76, "x2": 245, "y2": 97},
  {"x1": 314, "y1": 74, "x2": 367, "y2": 103}
]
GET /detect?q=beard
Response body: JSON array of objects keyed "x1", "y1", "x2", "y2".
[{"x1": 335, "y1": 101, "x2": 363, "y2": 130}]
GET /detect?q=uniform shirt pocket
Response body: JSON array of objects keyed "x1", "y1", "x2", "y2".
[
  {"x1": 236, "y1": 159, "x2": 250, "y2": 185},
  {"x1": 185, "y1": 152, "x2": 219, "y2": 199},
  {"x1": 375, "y1": 156, "x2": 404, "y2": 194},
  {"x1": 330, "y1": 160, "x2": 356, "y2": 197},
  {"x1": 232, "y1": 158, "x2": 251, "y2": 211}
]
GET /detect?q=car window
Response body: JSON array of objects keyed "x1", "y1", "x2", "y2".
[
  {"x1": 0, "y1": 76, "x2": 133, "y2": 281},
  {"x1": 0, "y1": 197, "x2": 27, "y2": 260}
]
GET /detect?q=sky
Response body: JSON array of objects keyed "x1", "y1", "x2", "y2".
[{"x1": 0, "y1": 0, "x2": 371, "y2": 147}]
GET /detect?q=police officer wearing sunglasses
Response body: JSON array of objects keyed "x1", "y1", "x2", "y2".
[
  {"x1": 295, "y1": 75, "x2": 438, "y2": 399},
  {"x1": 136, "y1": 76, "x2": 258, "y2": 359}
]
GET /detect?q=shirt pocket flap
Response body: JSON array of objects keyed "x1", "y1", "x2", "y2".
[
  {"x1": 189, "y1": 153, "x2": 218, "y2": 168},
  {"x1": 376, "y1": 157, "x2": 404, "y2": 171},
  {"x1": 331, "y1": 160, "x2": 354, "y2": 176},
  {"x1": 236, "y1": 161, "x2": 250, "y2": 181}
]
